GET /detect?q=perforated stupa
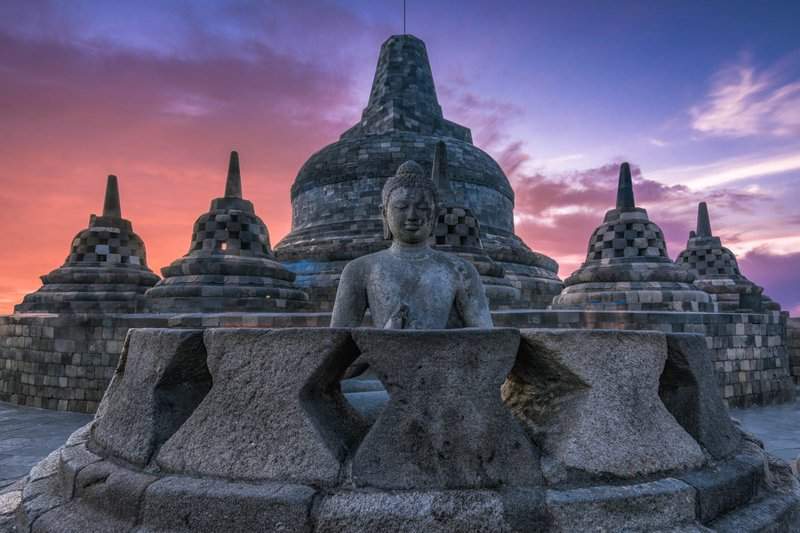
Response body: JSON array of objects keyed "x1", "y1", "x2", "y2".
[
  {"x1": 551, "y1": 163, "x2": 716, "y2": 312},
  {"x1": 15, "y1": 175, "x2": 158, "y2": 313},
  {"x1": 144, "y1": 151, "x2": 309, "y2": 313}
]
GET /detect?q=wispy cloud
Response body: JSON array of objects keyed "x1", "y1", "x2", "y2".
[
  {"x1": 690, "y1": 55, "x2": 800, "y2": 138},
  {"x1": 648, "y1": 137, "x2": 668, "y2": 147},
  {"x1": 652, "y1": 150, "x2": 800, "y2": 189}
]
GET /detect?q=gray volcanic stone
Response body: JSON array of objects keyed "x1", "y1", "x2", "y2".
[
  {"x1": 677, "y1": 454, "x2": 761, "y2": 523},
  {"x1": 545, "y1": 478, "x2": 698, "y2": 532},
  {"x1": 660, "y1": 333, "x2": 742, "y2": 459},
  {"x1": 275, "y1": 34, "x2": 561, "y2": 311},
  {"x1": 504, "y1": 329, "x2": 704, "y2": 480},
  {"x1": 138, "y1": 477, "x2": 315, "y2": 533},
  {"x1": 91, "y1": 329, "x2": 211, "y2": 467},
  {"x1": 156, "y1": 328, "x2": 366, "y2": 485},
  {"x1": 676, "y1": 202, "x2": 774, "y2": 312},
  {"x1": 350, "y1": 328, "x2": 541, "y2": 489},
  {"x1": 316, "y1": 488, "x2": 547, "y2": 533},
  {"x1": 15, "y1": 174, "x2": 159, "y2": 314},
  {"x1": 551, "y1": 163, "x2": 714, "y2": 312},
  {"x1": 145, "y1": 151, "x2": 309, "y2": 313}
]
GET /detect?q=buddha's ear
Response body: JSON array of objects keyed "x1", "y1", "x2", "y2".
[{"x1": 380, "y1": 204, "x2": 392, "y2": 240}]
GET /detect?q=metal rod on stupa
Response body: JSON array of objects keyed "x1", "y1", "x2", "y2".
[
  {"x1": 225, "y1": 151, "x2": 243, "y2": 199},
  {"x1": 696, "y1": 202, "x2": 712, "y2": 237},
  {"x1": 431, "y1": 140, "x2": 449, "y2": 193},
  {"x1": 616, "y1": 162, "x2": 636, "y2": 210},
  {"x1": 103, "y1": 175, "x2": 122, "y2": 218}
]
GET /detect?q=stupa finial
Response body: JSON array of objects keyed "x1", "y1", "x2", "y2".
[
  {"x1": 103, "y1": 175, "x2": 122, "y2": 218},
  {"x1": 696, "y1": 202, "x2": 712, "y2": 237},
  {"x1": 431, "y1": 141, "x2": 450, "y2": 193},
  {"x1": 616, "y1": 162, "x2": 635, "y2": 211},
  {"x1": 225, "y1": 151, "x2": 242, "y2": 199}
]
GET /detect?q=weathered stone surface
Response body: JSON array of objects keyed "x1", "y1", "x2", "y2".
[
  {"x1": 316, "y1": 488, "x2": 546, "y2": 533},
  {"x1": 14, "y1": 174, "x2": 158, "y2": 314},
  {"x1": 710, "y1": 493, "x2": 800, "y2": 532},
  {"x1": 677, "y1": 455, "x2": 761, "y2": 524},
  {"x1": 545, "y1": 478, "x2": 698, "y2": 532},
  {"x1": 57, "y1": 443, "x2": 102, "y2": 500},
  {"x1": 350, "y1": 328, "x2": 541, "y2": 489},
  {"x1": 91, "y1": 329, "x2": 210, "y2": 467},
  {"x1": 552, "y1": 164, "x2": 714, "y2": 312},
  {"x1": 145, "y1": 152, "x2": 309, "y2": 313},
  {"x1": 330, "y1": 159, "x2": 493, "y2": 329},
  {"x1": 137, "y1": 477, "x2": 315, "y2": 533},
  {"x1": 660, "y1": 333, "x2": 742, "y2": 459},
  {"x1": 505, "y1": 329, "x2": 704, "y2": 480},
  {"x1": 276, "y1": 34, "x2": 562, "y2": 311},
  {"x1": 157, "y1": 328, "x2": 366, "y2": 485}
]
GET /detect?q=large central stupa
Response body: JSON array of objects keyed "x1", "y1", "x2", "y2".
[{"x1": 274, "y1": 34, "x2": 562, "y2": 310}]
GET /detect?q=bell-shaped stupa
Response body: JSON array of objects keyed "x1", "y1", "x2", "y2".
[
  {"x1": 15, "y1": 175, "x2": 159, "y2": 313},
  {"x1": 676, "y1": 202, "x2": 777, "y2": 312},
  {"x1": 145, "y1": 151, "x2": 309, "y2": 313},
  {"x1": 428, "y1": 141, "x2": 520, "y2": 308},
  {"x1": 551, "y1": 163, "x2": 716, "y2": 311},
  {"x1": 274, "y1": 34, "x2": 562, "y2": 310}
]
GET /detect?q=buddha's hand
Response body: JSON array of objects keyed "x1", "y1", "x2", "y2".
[{"x1": 383, "y1": 303, "x2": 409, "y2": 329}]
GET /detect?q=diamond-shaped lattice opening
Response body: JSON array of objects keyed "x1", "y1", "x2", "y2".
[{"x1": 339, "y1": 358, "x2": 389, "y2": 428}]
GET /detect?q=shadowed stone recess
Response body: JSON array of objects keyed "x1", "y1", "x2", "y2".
[
  {"x1": 551, "y1": 163, "x2": 715, "y2": 312},
  {"x1": 145, "y1": 151, "x2": 310, "y2": 313},
  {"x1": 275, "y1": 34, "x2": 561, "y2": 311},
  {"x1": 503, "y1": 329, "x2": 705, "y2": 481},
  {"x1": 676, "y1": 201, "x2": 779, "y2": 312},
  {"x1": 90, "y1": 328, "x2": 211, "y2": 467},
  {"x1": 15, "y1": 175, "x2": 159, "y2": 314},
  {"x1": 350, "y1": 328, "x2": 541, "y2": 489},
  {"x1": 660, "y1": 333, "x2": 742, "y2": 459},
  {"x1": 156, "y1": 328, "x2": 367, "y2": 485}
]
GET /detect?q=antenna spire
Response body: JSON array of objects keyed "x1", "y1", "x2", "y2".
[
  {"x1": 403, "y1": 0, "x2": 406, "y2": 34},
  {"x1": 696, "y1": 202, "x2": 712, "y2": 237},
  {"x1": 225, "y1": 151, "x2": 243, "y2": 199},
  {"x1": 103, "y1": 175, "x2": 122, "y2": 218},
  {"x1": 616, "y1": 162, "x2": 636, "y2": 211}
]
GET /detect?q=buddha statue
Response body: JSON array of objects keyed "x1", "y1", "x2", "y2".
[{"x1": 330, "y1": 160, "x2": 493, "y2": 329}]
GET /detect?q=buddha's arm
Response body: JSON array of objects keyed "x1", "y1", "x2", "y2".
[
  {"x1": 330, "y1": 260, "x2": 369, "y2": 327},
  {"x1": 455, "y1": 260, "x2": 493, "y2": 328}
]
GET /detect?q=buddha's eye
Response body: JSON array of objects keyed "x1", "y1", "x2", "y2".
[{"x1": 393, "y1": 203, "x2": 409, "y2": 210}]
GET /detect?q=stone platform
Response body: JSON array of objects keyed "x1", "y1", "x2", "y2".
[{"x1": 7, "y1": 327, "x2": 800, "y2": 532}]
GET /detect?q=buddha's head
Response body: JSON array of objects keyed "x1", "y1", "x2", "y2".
[{"x1": 381, "y1": 161, "x2": 439, "y2": 244}]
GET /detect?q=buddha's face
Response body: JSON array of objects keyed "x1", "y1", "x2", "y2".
[{"x1": 384, "y1": 186, "x2": 436, "y2": 244}]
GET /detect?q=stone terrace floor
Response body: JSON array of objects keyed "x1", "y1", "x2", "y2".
[{"x1": 0, "y1": 397, "x2": 798, "y2": 489}]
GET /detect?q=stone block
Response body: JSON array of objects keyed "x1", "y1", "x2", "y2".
[
  {"x1": 157, "y1": 328, "x2": 366, "y2": 485},
  {"x1": 91, "y1": 329, "x2": 211, "y2": 467},
  {"x1": 660, "y1": 333, "x2": 742, "y2": 459},
  {"x1": 504, "y1": 329, "x2": 704, "y2": 481},
  {"x1": 545, "y1": 478, "x2": 697, "y2": 532},
  {"x1": 350, "y1": 328, "x2": 540, "y2": 489},
  {"x1": 315, "y1": 488, "x2": 546, "y2": 533},
  {"x1": 677, "y1": 454, "x2": 760, "y2": 523},
  {"x1": 137, "y1": 477, "x2": 315, "y2": 533}
]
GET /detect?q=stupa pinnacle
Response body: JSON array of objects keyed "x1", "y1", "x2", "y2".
[
  {"x1": 15, "y1": 175, "x2": 159, "y2": 313},
  {"x1": 676, "y1": 202, "x2": 778, "y2": 312},
  {"x1": 551, "y1": 163, "x2": 715, "y2": 312},
  {"x1": 144, "y1": 151, "x2": 309, "y2": 313},
  {"x1": 275, "y1": 33, "x2": 562, "y2": 310}
]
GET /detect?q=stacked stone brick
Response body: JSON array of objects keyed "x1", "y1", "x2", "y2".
[
  {"x1": 428, "y1": 141, "x2": 520, "y2": 308},
  {"x1": 15, "y1": 175, "x2": 159, "y2": 314},
  {"x1": 552, "y1": 163, "x2": 715, "y2": 312},
  {"x1": 676, "y1": 202, "x2": 777, "y2": 312},
  {"x1": 145, "y1": 152, "x2": 309, "y2": 313},
  {"x1": 787, "y1": 318, "x2": 800, "y2": 386},
  {"x1": 275, "y1": 34, "x2": 562, "y2": 311}
]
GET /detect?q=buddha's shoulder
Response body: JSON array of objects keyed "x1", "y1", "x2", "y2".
[{"x1": 342, "y1": 250, "x2": 390, "y2": 271}]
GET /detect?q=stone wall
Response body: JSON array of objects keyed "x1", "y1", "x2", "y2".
[
  {"x1": 0, "y1": 309, "x2": 793, "y2": 413},
  {"x1": 787, "y1": 317, "x2": 800, "y2": 386},
  {"x1": 494, "y1": 309, "x2": 794, "y2": 408}
]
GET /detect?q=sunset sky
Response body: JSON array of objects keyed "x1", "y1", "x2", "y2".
[{"x1": 1, "y1": 0, "x2": 799, "y2": 314}]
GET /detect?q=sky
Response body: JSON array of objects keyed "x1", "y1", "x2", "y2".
[{"x1": 0, "y1": 0, "x2": 798, "y2": 314}]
